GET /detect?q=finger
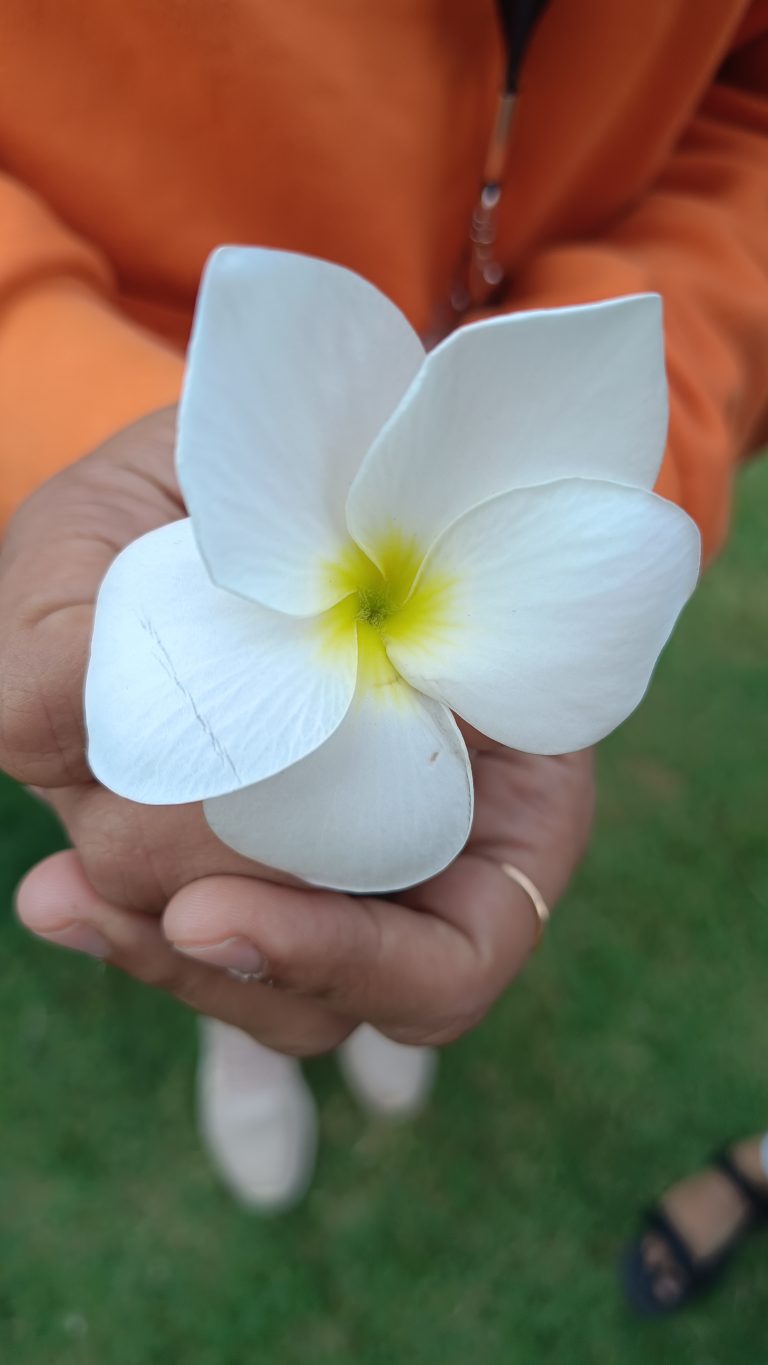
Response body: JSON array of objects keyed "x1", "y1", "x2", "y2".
[
  {"x1": 16, "y1": 850, "x2": 349, "y2": 1055},
  {"x1": 162, "y1": 751, "x2": 594, "y2": 1045},
  {"x1": 162, "y1": 856, "x2": 538, "y2": 1045},
  {"x1": 40, "y1": 782, "x2": 301, "y2": 913},
  {"x1": 457, "y1": 747, "x2": 594, "y2": 908},
  {"x1": 0, "y1": 408, "x2": 181, "y2": 788}
]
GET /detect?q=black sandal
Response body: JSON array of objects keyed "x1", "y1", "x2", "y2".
[{"x1": 621, "y1": 1147, "x2": 768, "y2": 1316}]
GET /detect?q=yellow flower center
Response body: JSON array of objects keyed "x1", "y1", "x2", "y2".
[
  {"x1": 317, "y1": 529, "x2": 456, "y2": 691},
  {"x1": 356, "y1": 581, "x2": 396, "y2": 630}
]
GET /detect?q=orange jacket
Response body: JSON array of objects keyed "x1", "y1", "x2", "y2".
[{"x1": 1, "y1": 1, "x2": 766, "y2": 559}]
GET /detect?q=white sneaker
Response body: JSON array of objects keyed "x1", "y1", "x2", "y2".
[
  {"x1": 197, "y1": 1019, "x2": 317, "y2": 1212},
  {"x1": 338, "y1": 1024, "x2": 437, "y2": 1117}
]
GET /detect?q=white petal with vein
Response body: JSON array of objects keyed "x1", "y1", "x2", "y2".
[
  {"x1": 178, "y1": 247, "x2": 425, "y2": 615},
  {"x1": 387, "y1": 479, "x2": 700, "y2": 754},
  {"x1": 86, "y1": 520, "x2": 357, "y2": 803},
  {"x1": 205, "y1": 676, "x2": 473, "y2": 893},
  {"x1": 347, "y1": 295, "x2": 666, "y2": 567}
]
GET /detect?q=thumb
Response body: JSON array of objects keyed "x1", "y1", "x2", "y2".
[{"x1": 16, "y1": 850, "x2": 348, "y2": 1055}]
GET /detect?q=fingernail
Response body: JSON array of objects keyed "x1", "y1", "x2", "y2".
[
  {"x1": 33, "y1": 921, "x2": 111, "y2": 959},
  {"x1": 173, "y1": 936, "x2": 267, "y2": 977}
]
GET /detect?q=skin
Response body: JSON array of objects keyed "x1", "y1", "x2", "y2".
[
  {"x1": 640, "y1": 1136, "x2": 768, "y2": 1305},
  {"x1": 0, "y1": 408, "x2": 594, "y2": 1057}
]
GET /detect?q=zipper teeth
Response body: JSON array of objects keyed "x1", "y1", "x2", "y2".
[{"x1": 451, "y1": 0, "x2": 551, "y2": 316}]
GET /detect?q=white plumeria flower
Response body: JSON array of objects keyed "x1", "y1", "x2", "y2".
[{"x1": 86, "y1": 247, "x2": 700, "y2": 893}]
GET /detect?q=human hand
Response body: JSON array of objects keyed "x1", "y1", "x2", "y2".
[{"x1": 2, "y1": 409, "x2": 594, "y2": 1053}]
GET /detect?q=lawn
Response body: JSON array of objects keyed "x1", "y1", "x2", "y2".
[{"x1": 1, "y1": 462, "x2": 767, "y2": 1365}]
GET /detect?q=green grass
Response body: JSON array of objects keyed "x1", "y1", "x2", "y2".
[{"x1": 2, "y1": 463, "x2": 767, "y2": 1365}]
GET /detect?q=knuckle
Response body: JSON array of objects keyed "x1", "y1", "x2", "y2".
[
  {"x1": 83, "y1": 843, "x2": 165, "y2": 917},
  {"x1": 75, "y1": 795, "x2": 170, "y2": 914},
  {"x1": 282, "y1": 897, "x2": 386, "y2": 1006},
  {"x1": 129, "y1": 947, "x2": 206, "y2": 1000},
  {"x1": 266, "y1": 958, "x2": 348, "y2": 1011},
  {"x1": 256, "y1": 905, "x2": 359, "y2": 1003}
]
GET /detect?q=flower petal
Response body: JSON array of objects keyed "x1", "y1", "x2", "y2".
[
  {"x1": 346, "y1": 295, "x2": 667, "y2": 565},
  {"x1": 177, "y1": 247, "x2": 425, "y2": 615},
  {"x1": 85, "y1": 520, "x2": 357, "y2": 803},
  {"x1": 386, "y1": 479, "x2": 700, "y2": 754},
  {"x1": 205, "y1": 677, "x2": 473, "y2": 894}
]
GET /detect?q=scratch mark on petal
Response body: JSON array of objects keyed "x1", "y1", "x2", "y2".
[{"x1": 138, "y1": 615, "x2": 241, "y2": 784}]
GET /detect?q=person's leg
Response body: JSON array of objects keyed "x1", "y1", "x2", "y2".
[
  {"x1": 623, "y1": 1132, "x2": 768, "y2": 1313},
  {"x1": 338, "y1": 1025, "x2": 436, "y2": 1117},
  {"x1": 197, "y1": 1018, "x2": 317, "y2": 1212},
  {"x1": 198, "y1": 1020, "x2": 436, "y2": 1212}
]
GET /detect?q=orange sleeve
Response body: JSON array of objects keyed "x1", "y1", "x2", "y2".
[
  {"x1": 0, "y1": 174, "x2": 184, "y2": 532},
  {"x1": 489, "y1": 15, "x2": 768, "y2": 562}
]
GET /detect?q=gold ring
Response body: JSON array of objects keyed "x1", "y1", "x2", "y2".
[{"x1": 499, "y1": 863, "x2": 550, "y2": 948}]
